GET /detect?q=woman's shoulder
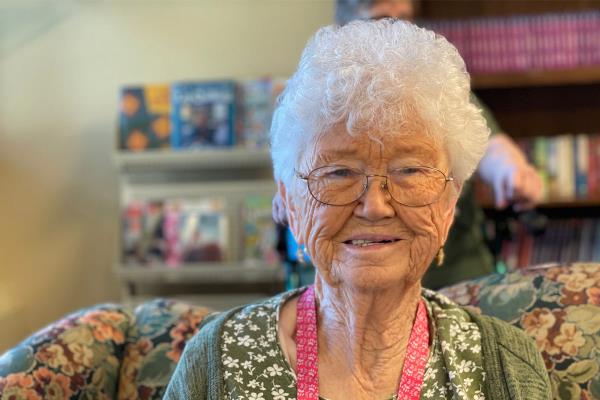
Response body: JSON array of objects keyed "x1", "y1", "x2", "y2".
[
  {"x1": 421, "y1": 288, "x2": 551, "y2": 399},
  {"x1": 467, "y1": 311, "x2": 552, "y2": 399},
  {"x1": 422, "y1": 287, "x2": 544, "y2": 366},
  {"x1": 164, "y1": 289, "x2": 305, "y2": 399},
  {"x1": 188, "y1": 288, "x2": 305, "y2": 345}
]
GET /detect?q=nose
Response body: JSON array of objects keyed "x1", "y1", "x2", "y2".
[{"x1": 354, "y1": 175, "x2": 395, "y2": 220}]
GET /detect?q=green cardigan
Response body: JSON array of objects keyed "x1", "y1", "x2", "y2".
[{"x1": 163, "y1": 306, "x2": 552, "y2": 400}]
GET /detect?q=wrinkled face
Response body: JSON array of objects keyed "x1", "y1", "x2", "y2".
[{"x1": 281, "y1": 126, "x2": 460, "y2": 290}]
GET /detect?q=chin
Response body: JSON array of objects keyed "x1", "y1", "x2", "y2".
[{"x1": 329, "y1": 260, "x2": 420, "y2": 292}]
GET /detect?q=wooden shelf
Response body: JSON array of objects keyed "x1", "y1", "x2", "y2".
[
  {"x1": 471, "y1": 66, "x2": 600, "y2": 89},
  {"x1": 475, "y1": 179, "x2": 600, "y2": 210},
  {"x1": 532, "y1": 197, "x2": 600, "y2": 209},
  {"x1": 114, "y1": 148, "x2": 272, "y2": 173},
  {"x1": 117, "y1": 262, "x2": 284, "y2": 285},
  {"x1": 478, "y1": 196, "x2": 600, "y2": 210}
]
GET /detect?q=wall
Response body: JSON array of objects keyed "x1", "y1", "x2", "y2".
[{"x1": 0, "y1": 0, "x2": 334, "y2": 352}]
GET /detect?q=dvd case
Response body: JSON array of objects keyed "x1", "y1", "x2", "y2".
[
  {"x1": 171, "y1": 81, "x2": 237, "y2": 149},
  {"x1": 118, "y1": 84, "x2": 171, "y2": 151}
]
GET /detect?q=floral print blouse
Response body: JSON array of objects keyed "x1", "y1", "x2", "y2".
[{"x1": 219, "y1": 288, "x2": 486, "y2": 400}]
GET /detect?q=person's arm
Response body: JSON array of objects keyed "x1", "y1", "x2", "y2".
[
  {"x1": 478, "y1": 133, "x2": 543, "y2": 210},
  {"x1": 472, "y1": 94, "x2": 543, "y2": 210}
]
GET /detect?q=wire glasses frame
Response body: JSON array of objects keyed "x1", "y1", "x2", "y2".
[{"x1": 295, "y1": 165, "x2": 454, "y2": 207}]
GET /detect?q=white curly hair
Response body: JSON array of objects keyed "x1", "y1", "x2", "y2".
[{"x1": 270, "y1": 19, "x2": 489, "y2": 188}]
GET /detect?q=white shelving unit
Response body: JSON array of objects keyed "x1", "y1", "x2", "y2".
[
  {"x1": 114, "y1": 148, "x2": 285, "y2": 309},
  {"x1": 114, "y1": 148, "x2": 272, "y2": 173},
  {"x1": 117, "y1": 263, "x2": 283, "y2": 285}
]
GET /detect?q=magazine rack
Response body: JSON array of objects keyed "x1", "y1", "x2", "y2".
[{"x1": 113, "y1": 147, "x2": 284, "y2": 310}]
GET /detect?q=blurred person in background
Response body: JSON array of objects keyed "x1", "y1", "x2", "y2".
[{"x1": 273, "y1": 0, "x2": 543, "y2": 289}]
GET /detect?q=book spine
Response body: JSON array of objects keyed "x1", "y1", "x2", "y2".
[
  {"x1": 557, "y1": 134, "x2": 575, "y2": 199},
  {"x1": 547, "y1": 137, "x2": 559, "y2": 200},
  {"x1": 589, "y1": 134, "x2": 600, "y2": 197},
  {"x1": 170, "y1": 85, "x2": 182, "y2": 149},
  {"x1": 533, "y1": 137, "x2": 549, "y2": 201},
  {"x1": 575, "y1": 133, "x2": 589, "y2": 198}
]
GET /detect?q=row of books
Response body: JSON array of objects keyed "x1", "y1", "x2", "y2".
[
  {"x1": 423, "y1": 11, "x2": 600, "y2": 73},
  {"x1": 118, "y1": 78, "x2": 286, "y2": 152},
  {"x1": 500, "y1": 218, "x2": 600, "y2": 271},
  {"x1": 122, "y1": 196, "x2": 279, "y2": 267},
  {"x1": 516, "y1": 133, "x2": 600, "y2": 201}
]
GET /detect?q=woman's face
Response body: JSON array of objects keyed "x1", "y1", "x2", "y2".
[{"x1": 281, "y1": 126, "x2": 460, "y2": 290}]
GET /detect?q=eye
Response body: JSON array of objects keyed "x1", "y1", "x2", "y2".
[
  {"x1": 315, "y1": 166, "x2": 361, "y2": 180},
  {"x1": 392, "y1": 167, "x2": 424, "y2": 176},
  {"x1": 328, "y1": 168, "x2": 354, "y2": 177}
]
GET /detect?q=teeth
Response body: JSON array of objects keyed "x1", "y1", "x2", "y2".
[
  {"x1": 351, "y1": 239, "x2": 377, "y2": 246},
  {"x1": 349, "y1": 239, "x2": 397, "y2": 247}
]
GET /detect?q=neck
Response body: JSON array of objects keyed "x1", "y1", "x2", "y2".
[{"x1": 314, "y1": 277, "x2": 422, "y2": 396}]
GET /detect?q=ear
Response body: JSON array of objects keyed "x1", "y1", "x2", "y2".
[
  {"x1": 439, "y1": 181, "x2": 463, "y2": 245},
  {"x1": 278, "y1": 180, "x2": 302, "y2": 244}
]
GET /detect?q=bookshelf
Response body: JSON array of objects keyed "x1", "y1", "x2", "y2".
[
  {"x1": 471, "y1": 67, "x2": 600, "y2": 268},
  {"x1": 471, "y1": 66, "x2": 600, "y2": 89},
  {"x1": 114, "y1": 148, "x2": 285, "y2": 309},
  {"x1": 420, "y1": 1, "x2": 600, "y2": 269}
]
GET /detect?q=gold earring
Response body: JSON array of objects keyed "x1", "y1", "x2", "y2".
[
  {"x1": 435, "y1": 247, "x2": 445, "y2": 267},
  {"x1": 297, "y1": 246, "x2": 306, "y2": 265}
]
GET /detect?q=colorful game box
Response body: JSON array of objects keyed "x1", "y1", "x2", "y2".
[
  {"x1": 171, "y1": 81, "x2": 237, "y2": 148},
  {"x1": 121, "y1": 200, "x2": 166, "y2": 264},
  {"x1": 164, "y1": 198, "x2": 229, "y2": 266},
  {"x1": 243, "y1": 195, "x2": 280, "y2": 266},
  {"x1": 238, "y1": 78, "x2": 272, "y2": 149},
  {"x1": 118, "y1": 84, "x2": 171, "y2": 151}
]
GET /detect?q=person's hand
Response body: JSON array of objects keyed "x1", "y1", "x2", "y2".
[
  {"x1": 272, "y1": 191, "x2": 288, "y2": 225},
  {"x1": 478, "y1": 134, "x2": 543, "y2": 211}
]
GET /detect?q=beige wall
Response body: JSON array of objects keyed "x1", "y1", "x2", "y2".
[{"x1": 0, "y1": 0, "x2": 334, "y2": 352}]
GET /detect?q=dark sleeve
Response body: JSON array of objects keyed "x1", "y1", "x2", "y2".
[
  {"x1": 163, "y1": 316, "x2": 217, "y2": 400},
  {"x1": 163, "y1": 310, "x2": 237, "y2": 400},
  {"x1": 470, "y1": 92, "x2": 503, "y2": 136},
  {"x1": 162, "y1": 329, "x2": 209, "y2": 399},
  {"x1": 467, "y1": 311, "x2": 553, "y2": 400}
]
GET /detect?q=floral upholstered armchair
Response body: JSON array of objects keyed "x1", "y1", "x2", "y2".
[
  {"x1": 1, "y1": 263, "x2": 599, "y2": 399},
  {"x1": 441, "y1": 263, "x2": 600, "y2": 400},
  {"x1": 0, "y1": 300, "x2": 212, "y2": 399}
]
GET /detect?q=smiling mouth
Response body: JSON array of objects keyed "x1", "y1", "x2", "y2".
[{"x1": 343, "y1": 239, "x2": 401, "y2": 247}]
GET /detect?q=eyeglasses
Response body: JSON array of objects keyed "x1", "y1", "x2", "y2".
[{"x1": 295, "y1": 165, "x2": 454, "y2": 207}]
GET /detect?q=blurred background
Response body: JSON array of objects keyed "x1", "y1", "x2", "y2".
[
  {"x1": 0, "y1": 0, "x2": 334, "y2": 352},
  {"x1": 1, "y1": 0, "x2": 599, "y2": 353}
]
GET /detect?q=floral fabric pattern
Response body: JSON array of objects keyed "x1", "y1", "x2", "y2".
[
  {"x1": 440, "y1": 263, "x2": 600, "y2": 400},
  {"x1": 219, "y1": 288, "x2": 486, "y2": 400},
  {"x1": 0, "y1": 299, "x2": 211, "y2": 400},
  {"x1": 2, "y1": 263, "x2": 598, "y2": 399}
]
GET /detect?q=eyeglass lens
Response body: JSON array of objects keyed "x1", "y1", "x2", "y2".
[{"x1": 307, "y1": 166, "x2": 447, "y2": 207}]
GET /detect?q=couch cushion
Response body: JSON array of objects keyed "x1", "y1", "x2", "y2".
[
  {"x1": 0, "y1": 303, "x2": 132, "y2": 399},
  {"x1": 117, "y1": 299, "x2": 212, "y2": 399},
  {"x1": 0, "y1": 299, "x2": 213, "y2": 400},
  {"x1": 440, "y1": 263, "x2": 600, "y2": 400}
]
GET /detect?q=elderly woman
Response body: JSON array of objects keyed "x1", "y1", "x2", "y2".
[{"x1": 164, "y1": 20, "x2": 551, "y2": 400}]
